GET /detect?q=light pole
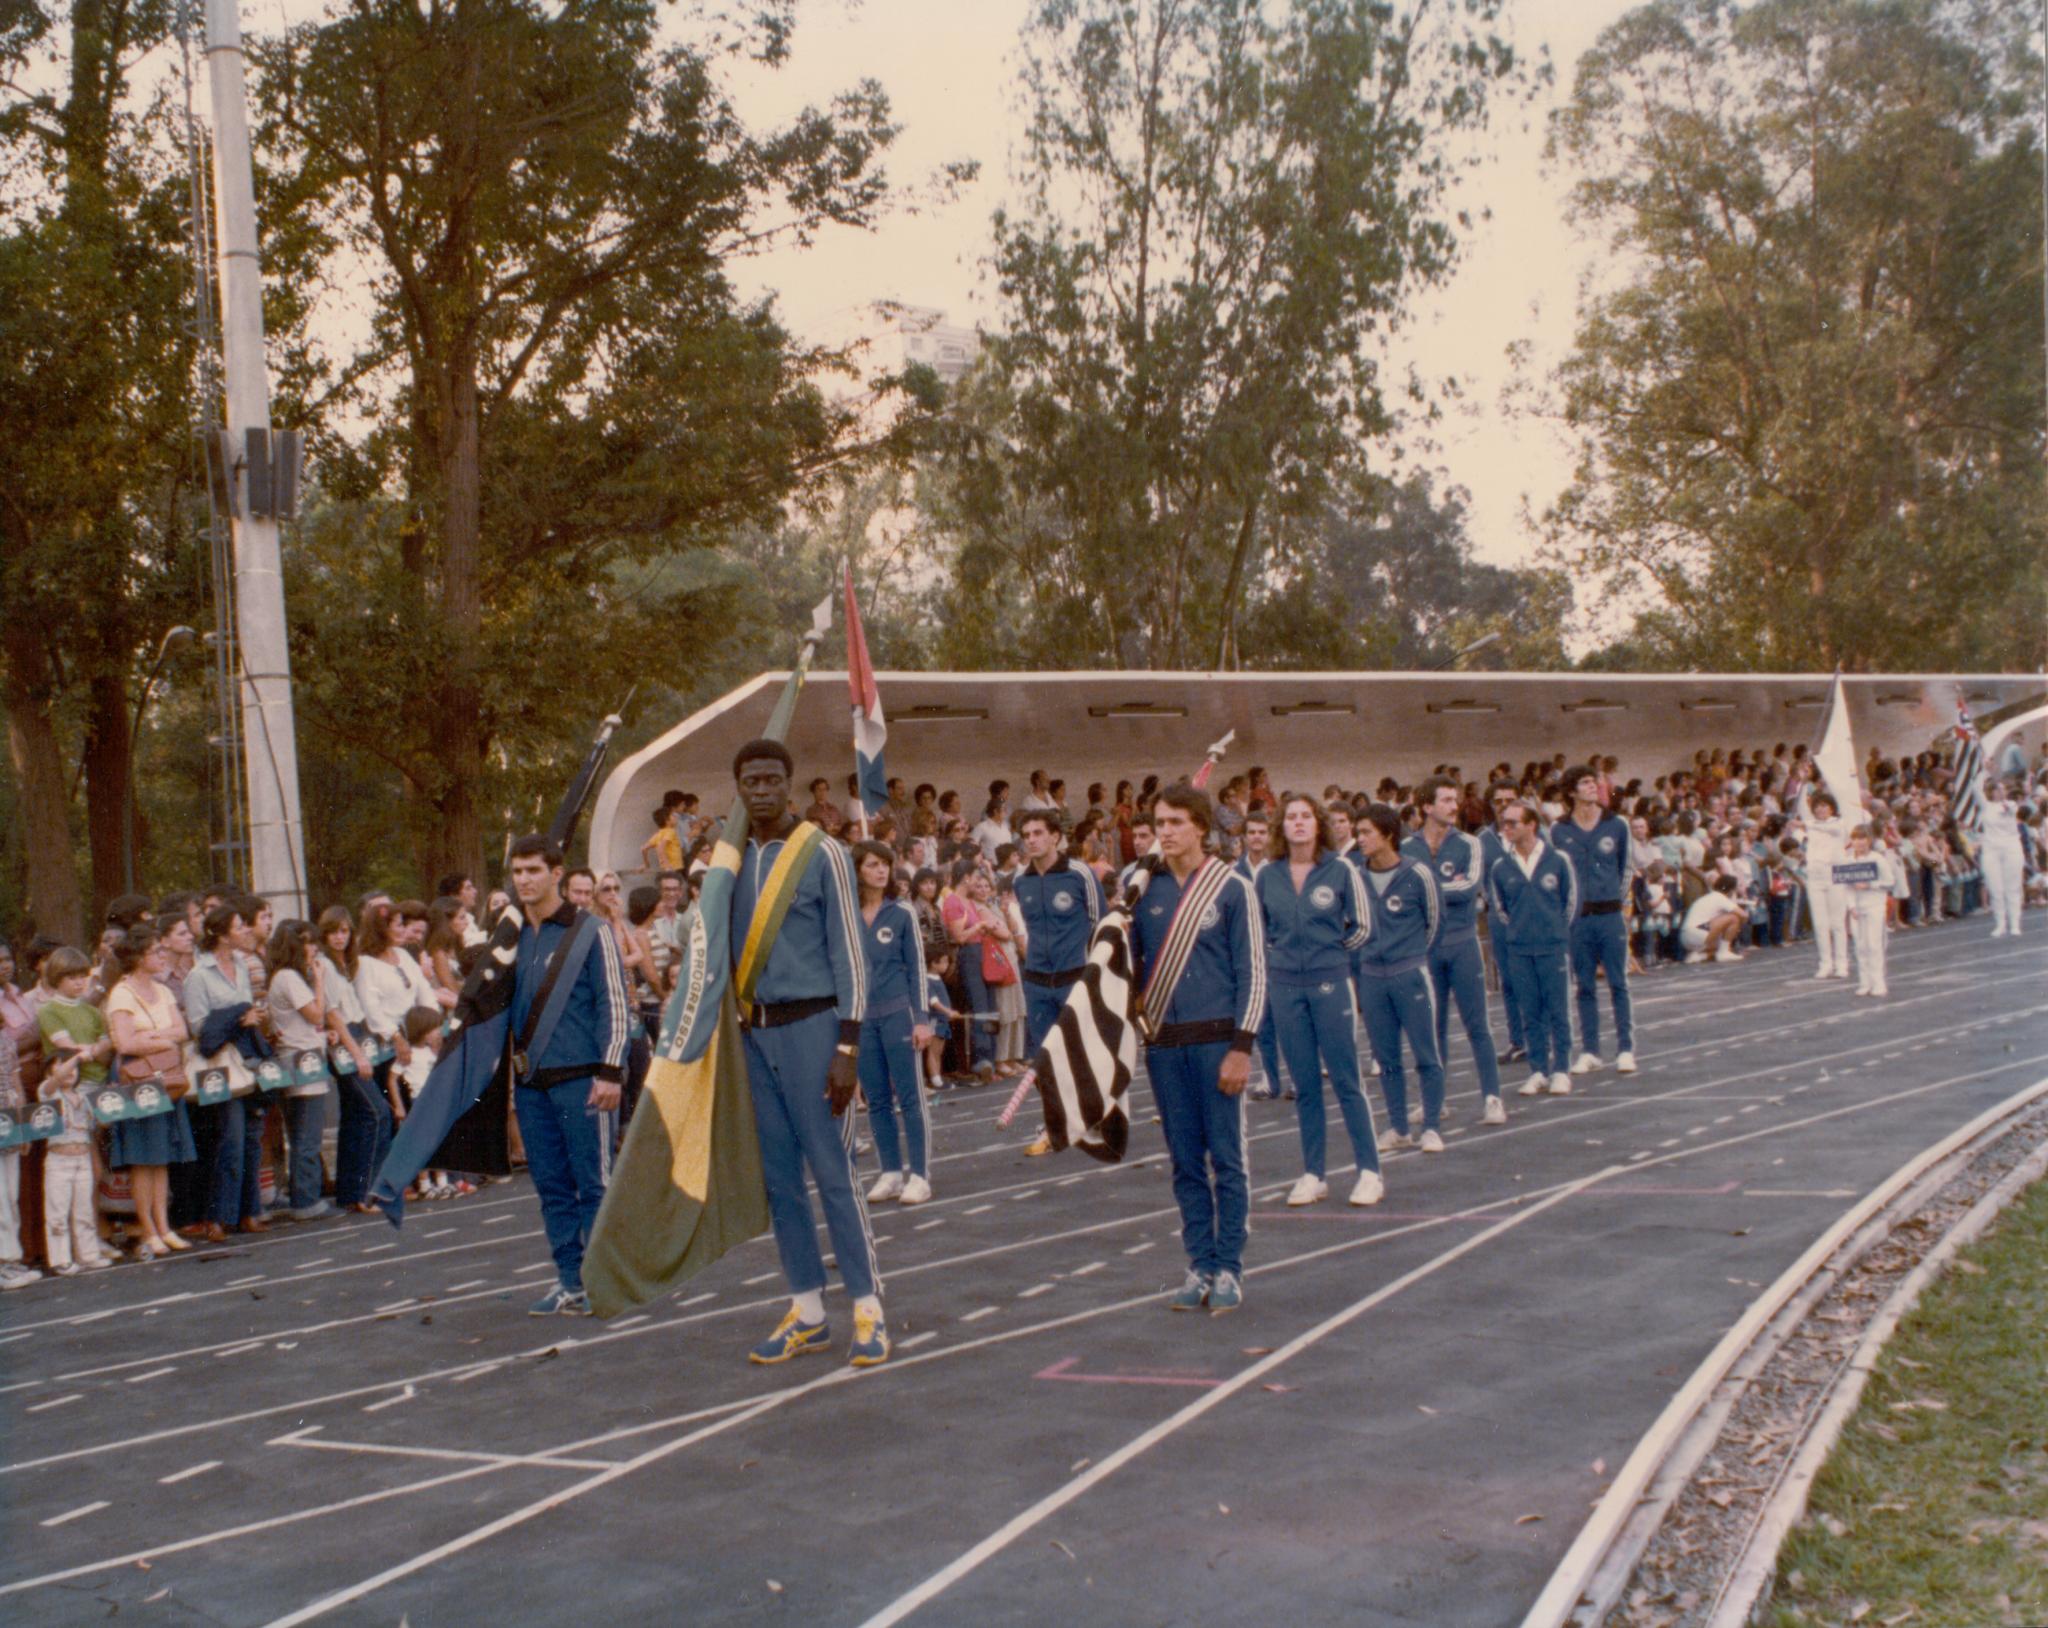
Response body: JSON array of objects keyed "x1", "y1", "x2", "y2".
[
  {"x1": 1429, "y1": 630, "x2": 1503, "y2": 672},
  {"x1": 125, "y1": 626, "x2": 198, "y2": 893}
]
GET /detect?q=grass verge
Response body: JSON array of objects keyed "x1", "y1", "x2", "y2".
[{"x1": 1763, "y1": 1172, "x2": 2048, "y2": 1628}]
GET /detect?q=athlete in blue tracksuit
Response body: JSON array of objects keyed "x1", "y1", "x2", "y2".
[
  {"x1": 1257, "y1": 796, "x2": 1380, "y2": 1204},
  {"x1": 1479, "y1": 786, "x2": 1526, "y2": 1060},
  {"x1": 1404, "y1": 776, "x2": 1504, "y2": 1121},
  {"x1": 728, "y1": 740, "x2": 888, "y2": 1368},
  {"x1": 1014, "y1": 810, "x2": 1104, "y2": 1054},
  {"x1": 852, "y1": 842, "x2": 931, "y2": 1196},
  {"x1": 1550, "y1": 767, "x2": 1636, "y2": 1073},
  {"x1": 1487, "y1": 805, "x2": 1578, "y2": 1089},
  {"x1": 1235, "y1": 840, "x2": 1290, "y2": 1100},
  {"x1": 505, "y1": 837, "x2": 631, "y2": 1315},
  {"x1": 1350, "y1": 805, "x2": 1447, "y2": 1147},
  {"x1": 1130, "y1": 789, "x2": 1266, "y2": 1314}
]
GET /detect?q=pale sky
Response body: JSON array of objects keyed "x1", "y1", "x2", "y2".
[{"x1": 716, "y1": 0, "x2": 1644, "y2": 571}]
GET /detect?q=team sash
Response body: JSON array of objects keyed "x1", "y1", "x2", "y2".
[
  {"x1": 1137, "y1": 857, "x2": 1234, "y2": 1039},
  {"x1": 733, "y1": 821, "x2": 825, "y2": 1007}
]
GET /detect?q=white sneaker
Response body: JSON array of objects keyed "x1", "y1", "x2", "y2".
[
  {"x1": 1286, "y1": 1173, "x2": 1328, "y2": 1207},
  {"x1": 1418, "y1": 1129, "x2": 1445, "y2": 1154},
  {"x1": 1812, "y1": 967, "x2": 1834, "y2": 979},
  {"x1": 1482, "y1": 1096, "x2": 1507, "y2": 1125},
  {"x1": 1518, "y1": 1074, "x2": 1546, "y2": 1097},
  {"x1": 1549, "y1": 1073, "x2": 1573, "y2": 1095},
  {"x1": 1348, "y1": 1170, "x2": 1385, "y2": 1207},
  {"x1": 898, "y1": 1174, "x2": 931, "y2": 1206},
  {"x1": 1615, "y1": 1051, "x2": 1638, "y2": 1074},
  {"x1": 1376, "y1": 1128, "x2": 1412, "y2": 1154},
  {"x1": 1572, "y1": 1052, "x2": 1600, "y2": 1075},
  {"x1": 866, "y1": 1171, "x2": 904, "y2": 1203},
  {"x1": 1714, "y1": 946, "x2": 1741, "y2": 963},
  {"x1": 1869, "y1": 986, "x2": 1888, "y2": 998},
  {"x1": 1686, "y1": 949, "x2": 1709, "y2": 964}
]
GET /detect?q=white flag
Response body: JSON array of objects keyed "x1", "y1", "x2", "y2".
[{"x1": 1813, "y1": 674, "x2": 1865, "y2": 813}]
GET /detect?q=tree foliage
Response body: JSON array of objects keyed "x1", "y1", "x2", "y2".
[
  {"x1": 922, "y1": 0, "x2": 1531, "y2": 669},
  {"x1": 1542, "y1": 0, "x2": 2047, "y2": 671}
]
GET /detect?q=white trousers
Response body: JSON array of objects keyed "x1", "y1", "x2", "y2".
[
  {"x1": 43, "y1": 1151, "x2": 104, "y2": 1269},
  {"x1": 0, "y1": 1149, "x2": 18, "y2": 1262},
  {"x1": 1849, "y1": 894, "x2": 1889, "y2": 993},
  {"x1": 1808, "y1": 882, "x2": 1853, "y2": 975},
  {"x1": 1981, "y1": 843, "x2": 2024, "y2": 934}
]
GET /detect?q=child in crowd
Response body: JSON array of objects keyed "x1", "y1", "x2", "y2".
[
  {"x1": 1842, "y1": 825, "x2": 1897, "y2": 998},
  {"x1": 38, "y1": 1049, "x2": 108, "y2": 1273},
  {"x1": 922, "y1": 949, "x2": 963, "y2": 1091},
  {"x1": 400, "y1": 1006, "x2": 460, "y2": 1199}
]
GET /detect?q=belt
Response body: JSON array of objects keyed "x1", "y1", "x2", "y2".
[
  {"x1": 1581, "y1": 899, "x2": 1623, "y2": 917},
  {"x1": 1022, "y1": 967, "x2": 1084, "y2": 989},
  {"x1": 738, "y1": 995, "x2": 837, "y2": 1030},
  {"x1": 1146, "y1": 1017, "x2": 1237, "y2": 1049}
]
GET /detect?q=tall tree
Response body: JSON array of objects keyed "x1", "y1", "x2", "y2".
[
  {"x1": 1542, "y1": 0, "x2": 2047, "y2": 672},
  {"x1": 928, "y1": 0, "x2": 1529, "y2": 669},
  {"x1": 261, "y1": 0, "x2": 937, "y2": 881},
  {"x1": 0, "y1": 0, "x2": 199, "y2": 939}
]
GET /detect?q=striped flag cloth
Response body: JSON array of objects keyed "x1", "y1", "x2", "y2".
[
  {"x1": 1030, "y1": 898, "x2": 1144, "y2": 1162},
  {"x1": 1952, "y1": 697, "x2": 1984, "y2": 833},
  {"x1": 845, "y1": 563, "x2": 888, "y2": 818}
]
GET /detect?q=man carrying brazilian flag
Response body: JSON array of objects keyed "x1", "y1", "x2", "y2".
[{"x1": 584, "y1": 597, "x2": 893, "y2": 1368}]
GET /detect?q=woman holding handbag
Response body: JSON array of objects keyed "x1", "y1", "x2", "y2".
[
  {"x1": 267, "y1": 922, "x2": 336, "y2": 1221},
  {"x1": 183, "y1": 905, "x2": 271, "y2": 1240},
  {"x1": 988, "y1": 874, "x2": 1027, "y2": 1076},
  {"x1": 941, "y1": 862, "x2": 998, "y2": 1083},
  {"x1": 346, "y1": 903, "x2": 413, "y2": 1212},
  {"x1": 104, "y1": 927, "x2": 196, "y2": 1259},
  {"x1": 317, "y1": 908, "x2": 382, "y2": 1211}
]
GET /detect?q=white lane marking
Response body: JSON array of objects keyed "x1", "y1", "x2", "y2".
[
  {"x1": 360, "y1": 1244, "x2": 397, "y2": 1256},
  {"x1": 742, "y1": 1272, "x2": 779, "y2": 1286},
  {"x1": 611, "y1": 1315, "x2": 649, "y2": 1331},
  {"x1": 897, "y1": 1332, "x2": 937, "y2": 1351},
  {"x1": 446, "y1": 1280, "x2": 487, "y2": 1292},
  {"x1": 361, "y1": 1386, "x2": 416, "y2": 1414},
  {"x1": 679, "y1": 1292, "x2": 716, "y2": 1307},
  {"x1": 423, "y1": 1229, "x2": 455, "y2": 1239},
  {"x1": 26, "y1": 1394, "x2": 81, "y2": 1413},
  {"x1": 513, "y1": 1262, "x2": 553, "y2": 1277},
  {"x1": 965, "y1": 1204, "x2": 994, "y2": 1215},
  {"x1": 961, "y1": 1307, "x2": 998, "y2": 1323},
  {"x1": 1057, "y1": 1176, "x2": 1084, "y2": 1186},
  {"x1": 158, "y1": 1460, "x2": 220, "y2": 1485},
  {"x1": 216, "y1": 1342, "x2": 264, "y2": 1359},
  {"x1": 1018, "y1": 1284, "x2": 1055, "y2": 1299},
  {"x1": 40, "y1": 1501, "x2": 108, "y2": 1528},
  {"x1": 1012, "y1": 1190, "x2": 1040, "y2": 1201},
  {"x1": 125, "y1": 1367, "x2": 178, "y2": 1384},
  {"x1": 1122, "y1": 1242, "x2": 1155, "y2": 1255},
  {"x1": 484, "y1": 1216, "x2": 513, "y2": 1226},
  {"x1": 279, "y1": 1434, "x2": 613, "y2": 1472},
  {"x1": 855, "y1": 1173, "x2": 1603, "y2": 1628},
  {"x1": 1070, "y1": 1262, "x2": 1105, "y2": 1278},
  {"x1": 373, "y1": 1299, "x2": 417, "y2": 1314},
  {"x1": 229, "y1": 1274, "x2": 267, "y2": 1288},
  {"x1": 295, "y1": 1259, "x2": 333, "y2": 1271},
  {"x1": 914, "y1": 1219, "x2": 946, "y2": 1231},
  {"x1": 0, "y1": 1332, "x2": 34, "y2": 1346}
]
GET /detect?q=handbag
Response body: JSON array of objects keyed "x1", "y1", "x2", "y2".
[{"x1": 980, "y1": 936, "x2": 1017, "y2": 987}]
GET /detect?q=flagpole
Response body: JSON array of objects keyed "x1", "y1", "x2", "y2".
[{"x1": 706, "y1": 594, "x2": 835, "y2": 863}]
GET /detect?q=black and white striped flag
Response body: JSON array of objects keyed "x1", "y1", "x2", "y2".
[
  {"x1": 1952, "y1": 697, "x2": 1984, "y2": 834},
  {"x1": 1030, "y1": 903, "x2": 1144, "y2": 1162}
]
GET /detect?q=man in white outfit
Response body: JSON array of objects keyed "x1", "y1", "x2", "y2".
[
  {"x1": 1842, "y1": 825, "x2": 1898, "y2": 997},
  {"x1": 1799, "y1": 789, "x2": 1855, "y2": 980},
  {"x1": 1979, "y1": 778, "x2": 2026, "y2": 938}
]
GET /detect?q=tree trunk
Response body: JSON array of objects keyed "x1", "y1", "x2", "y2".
[
  {"x1": 1211, "y1": 486, "x2": 1265, "y2": 670},
  {"x1": 2, "y1": 620, "x2": 84, "y2": 944},
  {"x1": 428, "y1": 348, "x2": 486, "y2": 886},
  {"x1": 83, "y1": 666, "x2": 131, "y2": 909}
]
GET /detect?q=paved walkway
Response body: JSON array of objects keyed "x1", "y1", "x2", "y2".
[{"x1": 2, "y1": 920, "x2": 2042, "y2": 1627}]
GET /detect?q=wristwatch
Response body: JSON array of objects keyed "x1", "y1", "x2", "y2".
[{"x1": 834, "y1": 1042, "x2": 858, "y2": 1058}]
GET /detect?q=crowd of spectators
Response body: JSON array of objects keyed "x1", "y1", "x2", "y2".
[{"x1": 2, "y1": 733, "x2": 2041, "y2": 1288}]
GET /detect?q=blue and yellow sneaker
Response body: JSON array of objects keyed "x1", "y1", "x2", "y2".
[
  {"x1": 527, "y1": 1283, "x2": 591, "y2": 1317},
  {"x1": 748, "y1": 1307, "x2": 830, "y2": 1364},
  {"x1": 1207, "y1": 1271, "x2": 1243, "y2": 1315},
  {"x1": 1167, "y1": 1270, "x2": 1211, "y2": 1312},
  {"x1": 847, "y1": 1303, "x2": 891, "y2": 1367}
]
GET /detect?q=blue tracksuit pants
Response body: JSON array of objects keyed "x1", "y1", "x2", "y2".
[
  {"x1": 1492, "y1": 930, "x2": 1526, "y2": 1051},
  {"x1": 859, "y1": 1007, "x2": 928, "y2": 1178},
  {"x1": 1431, "y1": 938, "x2": 1502, "y2": 1100},
  {"x1": 1147, "y1": 1041, "x2": 1248, "y2": 1279},
  {"x1": 743, "y1": 1010, "x2": 880, "y2": 1300},
  {"x1": 1357, "y1": 967, "x2": 1446, "y2": 1136},
  {"x1": 1272, "y1": 978, "x2": 1378, "y2": 1176},
  {"x1": 1255, "y1": 1006, "x2": 1288, "y2": 1096},
  {"x1": 1569, "y1": 912, "x2": 1634, "y2": 1057},
  {"x1": 513, "y1": 1076, "x2": 615, "y2": 1293},
  {"x1": 1025, "y1": 980, "x2": 1066, "y2": 1057},
  {"x1": 1508, "y1": 948, "x2": 1572, "y2": 1077}
]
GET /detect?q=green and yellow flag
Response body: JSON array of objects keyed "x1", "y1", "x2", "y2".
[{"x1": 583, "y1": 592, "x2": 834, "y2": 1317}]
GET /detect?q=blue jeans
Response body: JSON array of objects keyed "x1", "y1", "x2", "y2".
[
  {"x1": 207, "y1": 1094, "x2": 267, "y2": 1227},
  {"x1": 958, "y1": 954, "x2": 996, "y2": 1069},
  {"x1": 284, "y1": 1092, "x2": 327, "y2": 1210},
  {"x1": 334, "y1": 1060, "x2": 393, "y2": 1208},
  {"x1": 1148, "y1": 1040, "x2": 1248, "y2": 1279},
  {"x1": 1272, "y1": 978, "x2": 1377, "y2": 1176},
  {"x1": 1568, "y1": 911, "x2": 1634, "y2": 1057},
  {"x1": 1507, "y1": 948, "x2": 1572, "y2": 1077},
  {"x1": 513, "y1": 1076, "x2": 615, "y2": 1293},
  {"x1": 743, "y1": 1010, "x2": 879, "y2": 1300},
  {"x1": 859, "y1": 1008, "x2": 928, "y2": 1177},
  {"x1": 1357, "y1": 967, "x2": 1446, "y2": 1136},
  {"x1": 1430, "y1": 937, "x2": 1501, "y2": 1099}
]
